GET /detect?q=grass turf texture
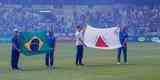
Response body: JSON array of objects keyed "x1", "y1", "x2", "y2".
[{"x1": 0, "y1": 42, "x2": 160, "y2": 80}]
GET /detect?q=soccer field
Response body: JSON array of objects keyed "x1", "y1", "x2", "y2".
[{"x1": 0, "y1": 42, "x2": 160, "y2": 80}]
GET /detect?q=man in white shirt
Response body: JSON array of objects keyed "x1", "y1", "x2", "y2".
[{"x1": 75, "y1": 26, "x2": 86, "y2": 66}]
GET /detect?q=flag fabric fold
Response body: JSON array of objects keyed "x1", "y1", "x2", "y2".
[
  {"x1": 19, "y1": 32, "x2": 50, "y2": 56},
  {"x1": 84, "y1": 25, "x2": 121, "y2": 49}
]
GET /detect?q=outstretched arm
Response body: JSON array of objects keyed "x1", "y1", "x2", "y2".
[{"x1": 79, "y1": 38, "x2": 87, "y2": 47}]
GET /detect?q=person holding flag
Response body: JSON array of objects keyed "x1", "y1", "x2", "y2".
[
  {"x1": 11, "y1": 29, "x2": 21, "y2": 70},
  {"x1": 45, "y1": 29, "x2": 56, "y2": 69},
  {"x1": 75, "y1": 26, "x2": 86, "y2": 66},
  {"x1": 117, "y1": 27, "x2": 128, "y2": 64}
]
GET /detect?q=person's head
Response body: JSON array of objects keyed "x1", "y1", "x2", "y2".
[
  {"x1": 48, "y1": 30, "x2": 54, "y2": 36},
  {"x1": 47, "y1": 27, "x2": 54, "y2": 36},
  {"x1": 120, "y1": 27, "x2": 127, "y2": 32},
  {"x1": 13, "y1": 28, "x2": 19, "y2": 36},
  {"x1": 116, "y1": 24, "x2": 119, "y2": 27},
  {"x1": 76, "y1": 25, "x2": 82, "y2": 32}
]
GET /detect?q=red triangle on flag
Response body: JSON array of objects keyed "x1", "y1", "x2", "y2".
[{"x1": 96, "y1": 35, "x2": 108, "y2": 47}]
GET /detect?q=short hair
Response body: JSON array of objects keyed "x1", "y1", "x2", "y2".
[{"x1": 76, "y1": 26, "x2": 81, "y2": 29}]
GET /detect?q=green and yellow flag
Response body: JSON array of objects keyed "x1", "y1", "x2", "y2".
[{"x1": 19, "y1": 32, "x2": 49, "y2": 56}]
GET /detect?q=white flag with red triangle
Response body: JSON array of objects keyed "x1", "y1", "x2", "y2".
[{"x1": 84, "y1": 25, "x2": 122, "y2": 49}]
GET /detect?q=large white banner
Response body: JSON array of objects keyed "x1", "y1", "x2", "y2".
[{"x1": 84, "y1": 25, "x2": 122, "y2": 49}]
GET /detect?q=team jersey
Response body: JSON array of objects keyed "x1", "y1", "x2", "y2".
[{"x1": 119, "y1": 31, "x2": 128, "y2": 47}]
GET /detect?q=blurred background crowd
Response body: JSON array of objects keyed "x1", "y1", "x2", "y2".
[{"x1": 0, "y1": 3, "x2": 160, "y2": 39}]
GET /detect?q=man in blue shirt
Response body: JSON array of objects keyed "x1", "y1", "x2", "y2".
[
  {"x1": 11, "y1": 29, "x2": 21, "y2": 70},
  {"x1": 45, "y1": 30, "x2": 56, "y2": 69},
  {"x1": 117, "y1": 27, "x2": 128, "y2": 64}
]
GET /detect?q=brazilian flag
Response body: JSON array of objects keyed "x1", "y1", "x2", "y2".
[{"x1": 19, "y1": 32, "x2": 49, "y2": 56}]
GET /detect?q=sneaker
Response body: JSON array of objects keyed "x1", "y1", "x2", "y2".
[
  {"x1": 76, "y1": 63, "x2": 79, "y2": 66},
  {"x1": 47, "y1": 66, "x2": 54, "y2": 69},
  {"x1": 124, "y1": 62, "x2": 128, "y2": 64},
  {"x1": 12, "y1": 67, "x2": 23, "y2": 72},
  {"x1": 79, "y1": 64, "x2": 84, "y2": 66},
  {"x1": 16, "y1": 67, "x2": 23, "y2": 71},
  {"x1": 117, "y1": 62, "x2": 121, "y2": 64}
]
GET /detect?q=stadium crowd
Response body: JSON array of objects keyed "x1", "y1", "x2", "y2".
[{"x1": 0, "y1": 4, "x2": 160, "y2": 38}]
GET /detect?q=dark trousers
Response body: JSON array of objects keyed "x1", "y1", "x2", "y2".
[
  {"x1": 11, "y1": 49, "x2": 20, "y2": 69},
  {"x1": 45, "y1": 50, "x2": 54, "y2": 67},
  {"x1": 117, "y1": 47, "x2": 127, "y2": 63},
  {"x1": 76, "y1": 45, "x2": 84, "y2": 64}
]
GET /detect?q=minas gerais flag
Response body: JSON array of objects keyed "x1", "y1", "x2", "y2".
[{"x1": 84, "y1": 25, "x2": 122, "y2": 49}]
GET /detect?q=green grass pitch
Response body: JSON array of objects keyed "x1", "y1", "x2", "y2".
[{"x1": 0, "y1": 42, "x2": 160, "y2": 80}]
